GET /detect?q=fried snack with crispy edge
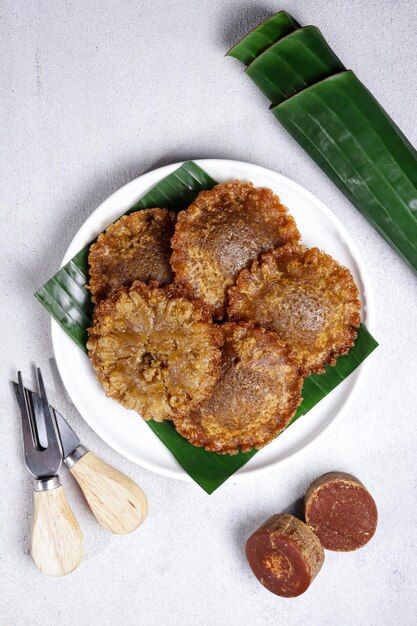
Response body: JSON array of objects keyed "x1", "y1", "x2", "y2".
[
  {"x1": 88, "y1": 208, "x2": 176, "y2": 303},
  {"x1": 87, "y1": 281, "x2": 222, "y2": 422},
  {"x1": 228, "y1": 244, "x2": 361, "y2": 375},
  {"x1": 172, "y1": 322, "x2": 303, "y2": 454},
  {"x1": 170, "y1": 181, "x2": 300, "y2": 319}
]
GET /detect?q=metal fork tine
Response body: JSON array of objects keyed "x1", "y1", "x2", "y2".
[
  {"x1": 36, "y1": 368, "x2": 60, "y2": 451},
  {"x1": 26, "y1": 387, "x2": 48, "y2": 449},
  {"x1": 17, "y1": 371, "x2": 37, "y2": 456}
]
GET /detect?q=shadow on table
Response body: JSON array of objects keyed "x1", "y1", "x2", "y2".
[{"x1": 217, "y1": 3, "x2": 275, "y2": 49}]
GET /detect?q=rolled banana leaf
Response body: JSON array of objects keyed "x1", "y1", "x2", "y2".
[
  {"x1": 227, "y1": 10, "x2": 300, "y2": 66},
  {"x1": 272, "y1": 71, "x2": 417, "y2": 273},
  {"x1": 245, "y1": 26, "x2": 345, "y2": 105}
]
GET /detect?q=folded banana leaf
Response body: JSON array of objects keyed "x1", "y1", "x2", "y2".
[
  {"x1": 227, "y1": 10, "x2": 300, "y2": 66},
  {"x1": 245, "y1": 26, "x2": 344, "y2": 105},
  {"x1": 228, "y1": 10, "x2": 417, "y2": 275},
  {"x1": 36, "y1": 161, "x2": 377, "y2": 493},
  {"x1": 272, "y1": 71, "x2": 417, "y2": 273}
]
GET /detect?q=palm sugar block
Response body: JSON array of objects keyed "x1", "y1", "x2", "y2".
[
  {"x1": 245, "y1": 513, "x2": 324, "y2": 597},
  {"x1": 304, "y1": 472, "x2": 378, "y2": 551}
]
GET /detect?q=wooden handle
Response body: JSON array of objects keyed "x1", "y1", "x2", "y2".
[
  {"x1": 70, "y1": 451, "x2": 148, "y2": 534},
  {"x1": 32, "y1": 485, "x2": 84, "y2": 576}
]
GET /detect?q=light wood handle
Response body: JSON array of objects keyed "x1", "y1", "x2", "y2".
[
  {"x1": 70, "y1": 451, "x2": 148, "y2": 534},
  {"x1": 32, "y1": 485, "x2": 84, "y2": 577}
]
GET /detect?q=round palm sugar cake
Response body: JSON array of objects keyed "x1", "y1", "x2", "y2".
[
  {"x1": 170, "y1": 181, "x2": 300, "y2": 319},
  {"x1": 172, "y1": 322, "x2": 303, "y2": 454},
  {"x1": 246, "y1": 514, "x2": 324, "y2": 598},
  {"x1": 228, "y1": 244, "x2": 361, "y2": 375},
  {"x1": 87, "y1": 282, "x2": 222, "y2": 422},
  {"x1": 89, "y1": 208, "x2": 176, "y2": 303},
  {"x1": 304, "y1": 472, "x2": 378, "y2": 551}
]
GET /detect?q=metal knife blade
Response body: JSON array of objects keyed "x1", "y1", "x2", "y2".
[{"x1": 12, "y1": 382, "x2": 80, "y2": 459}]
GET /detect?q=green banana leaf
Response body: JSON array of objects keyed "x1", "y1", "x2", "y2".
[
  {"x1": 272, "y1": 71, "x2": 417, "y2": 273},
  {"x1": 245, "y1": 26, "x2": 344, "y2": 105},
  {"x1": 35, "y1": 161, "x2": 378, "y2": 493},
  {"x1": 227, "y1": 10, "x2": 300, "y2": 66}
]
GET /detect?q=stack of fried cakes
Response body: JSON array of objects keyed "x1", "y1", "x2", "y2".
[{"x1": 87, "y1": 182, "x2": 360, "y2": 454}]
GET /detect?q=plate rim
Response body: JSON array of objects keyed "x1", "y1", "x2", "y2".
[{"x1": 52, "y1": 158, "x2": 375, "y2": 482}]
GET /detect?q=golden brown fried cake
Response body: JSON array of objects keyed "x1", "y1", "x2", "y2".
[
  {"x1": 172, "y1": 322, "x2": 303, "y2": 454},
  {"x1": 228, "y1": 244, "x2": 361, "y2": 375},
  {"x1": 87, "y1": 282, "x2": 222, "y2": 422},
  {"x1": 170, "y1": 181, "x2": 299, "y2": 319},
  {"x1": 89, "y1": 208, "x2": 176, "y2": 303}
]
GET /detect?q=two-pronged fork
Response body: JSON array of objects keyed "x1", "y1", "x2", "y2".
[
  {"x1": 14, "y1": 368, "x2": 149, "y2": 576},
  {"x1": 14, "y1": 369, "x2": 84, "y2": 577},
  {"x1": 14, "y1": 382, "x2": 149, "y2": 536}
]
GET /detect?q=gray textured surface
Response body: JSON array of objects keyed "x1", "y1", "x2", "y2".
[{"x1": 1, "y1": 1, "x2": 417, "y2": 624}]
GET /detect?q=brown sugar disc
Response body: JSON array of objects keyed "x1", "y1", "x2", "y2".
[
  {"x1": 170, "y1": 181, "x2": 300, "y2": 319},
  {"x1": 228, "y1": 243, "x2": 361, "y2": 375},
  {"x1": 246, "y1": 514, "x2": 324, "y2": 598},
  {"x1": 89, "y1": 208, "x2": 176, "y2": 303},
  {"x1": 87, "y1": 282, "x2": 222, "y2": 422},
  {"x1": 172, "y1": 322, "x2": 303, "y2": 454},
  {"x1": 304, "y1": 472, "x2": 378, "y2": 551}
]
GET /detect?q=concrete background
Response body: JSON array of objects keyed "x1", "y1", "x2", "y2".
[{"x1": 1, "y1": 1, "x2": 417, "y2": 624}]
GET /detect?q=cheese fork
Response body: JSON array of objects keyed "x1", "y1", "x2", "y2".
[
  {"x1": 13, "y1": 382, "x2": 148, "y2": 535},
  {"x1": 14, "y1": 369, "x2": 84, "y2": 576}
]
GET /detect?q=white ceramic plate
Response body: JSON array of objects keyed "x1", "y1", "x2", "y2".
[{"x1": 52, "y1": 159, "x2": 375, "y2": 482}]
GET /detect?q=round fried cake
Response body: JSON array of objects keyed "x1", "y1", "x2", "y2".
[
  {"x1": 89, "y1": 208, "x2": 176, "y2": 303},
  {"x1": 228, "y1": 244, "x2": 361, "y2": 375},
  {"x1": 87, "y1": 282, "x2": 222, "y2": 422},
  {"x1": 170, "y1": 181, "x2": 300, "y2": 319},
  {"x1": 172, "y1": 322, "x2": 303, "y2": 454}
]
